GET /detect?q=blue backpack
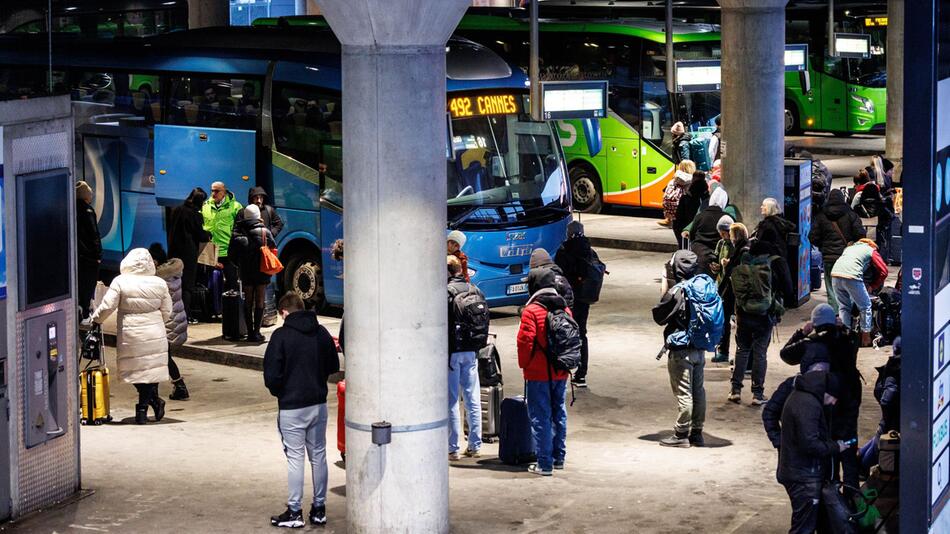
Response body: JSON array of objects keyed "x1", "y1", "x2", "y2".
[{"x1": 667, "y1": 274, "x2": 724, "y2": 351}]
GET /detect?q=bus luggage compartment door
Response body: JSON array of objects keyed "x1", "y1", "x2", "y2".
[{"x1": 154, "y1": 125, "x2": 256, "y2": 207}]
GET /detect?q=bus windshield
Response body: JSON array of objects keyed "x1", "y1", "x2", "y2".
[{"x1": 447, "y1": 114, "x2": 568, "y2": 228}]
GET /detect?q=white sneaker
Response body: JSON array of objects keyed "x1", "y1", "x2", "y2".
[
  {"x1": 448, "y1": 451, "x2": 461, "y2": 461},
  {"x1": 527, "y1": 463, "x2": 553, "y2": 476}
]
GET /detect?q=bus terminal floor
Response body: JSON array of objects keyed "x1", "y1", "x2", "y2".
[{"x1": 10, "y1": 249, "x2": 891, "y2": 534}]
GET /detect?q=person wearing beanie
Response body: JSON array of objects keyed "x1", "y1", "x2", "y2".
[
  {"x1": 235, "y1": 186, "x2": 284, "y2": 238},
  {"x1": 76, "y1": 181, "x2": 102, "y2": 318},
  {"x1": 527, "y1": 248, "x2": 574, "y2": 307},
  {"x1": 555, "y1": 219, "x2": 602, "y2": 387},
  {"x1": 776, "y1": 370, "x2": 849, "y2": 534},
  {"x1": 447, "y1": 230, "x2": 470, "y2": 282},
  {"x1": 708, "y1": 214, "x2": 736, "y2": 363},
  {"x1": 233, "y1": 202, "x2": 277, "y2": 343}
]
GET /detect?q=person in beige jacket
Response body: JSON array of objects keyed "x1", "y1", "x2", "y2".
[{"x1": 91, "y1": 248, "x2": 173, "y2": 424}]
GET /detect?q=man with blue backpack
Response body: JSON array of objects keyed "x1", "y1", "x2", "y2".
[{"x1": 652, "y1": 250, "x2": 724, "y2": 448}]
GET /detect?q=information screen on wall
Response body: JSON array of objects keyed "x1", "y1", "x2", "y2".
[
  {"x1": 784, "y1": 44, "x2": 808, "y2": 72},
  {"x1": 834, "y1": 33, "x2": 871, "y2": 59},
  {"x1": 674, "y1": 60, "x2": 721, "y2": 93},
  {"x1": 540, "y1": 81, "x2": 608, "y2": 120}
]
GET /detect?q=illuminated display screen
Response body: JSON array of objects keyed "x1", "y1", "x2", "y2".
[
  {"x1": 785, "y1": 44, "x2": 808, "y2": 72},
  {"x1": 541, "y1": 81, "x2": 608, "y2": 120},
  {"x1": 834, "y1": 33, "x2": 871, "y2": 59},
  {"x1": 675, "y1": 60, "x2": 721, "y2": 93},
  {"x1": 448, "y1": 93, "x2": 521, "y2": 118},
  {"x1": 864, "y1": 16, "x2": 888, "y2": 27}
]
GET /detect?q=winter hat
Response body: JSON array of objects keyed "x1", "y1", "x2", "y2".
[
  {"x1": 530, "y1": 248, "x2": 552, "y2": 269},
  {"x1": 709, "y1": 187, "x2": 729, "y2": 209},
  {"x1": 567, "y1": 220, "x2": 584, "y2": 237},
  {"x1": 717, "y1": 215, "x2": 734, "y2": 232},
  {"x1": 75, "y1": 181, "x2": 93, "y2": 202},
  {"x1": 447, "y1": 230, "x2": 467, "y2": 248},
  {"x1": 811, "y1": 303, "x2": 837, "y2": 328},
  {"x1": 245, "y1": 204, "x2": 261, "y2": 221}
]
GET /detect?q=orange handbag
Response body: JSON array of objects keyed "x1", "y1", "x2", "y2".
[{"x1": 259, "y1": 229, "x2": 284, "y2": 275}]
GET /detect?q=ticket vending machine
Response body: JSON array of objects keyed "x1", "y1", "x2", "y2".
[{"x1": 783, "y1": 159, "x2": 813, "y2": 309}]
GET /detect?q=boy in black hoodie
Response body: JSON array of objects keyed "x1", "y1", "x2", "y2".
[{"x1": 264, "y1": 292, "x2": 340, "y2": 528}]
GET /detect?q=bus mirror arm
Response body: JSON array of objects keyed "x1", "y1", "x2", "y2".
[{"x1": 799, "y1": 70, "x2": 811, "y2": 95}]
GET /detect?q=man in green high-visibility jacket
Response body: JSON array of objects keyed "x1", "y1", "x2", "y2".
[{"x1": 202, "y1": 181, "x2": 243, "y2": 290}]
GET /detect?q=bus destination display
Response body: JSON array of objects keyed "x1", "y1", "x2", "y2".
[
  {"x1": 674, "y1": 60, "x2": 721, "y2": 93},
  {"x1": 834, "y1": 33, "x2": 872, "y2": 59},
  {"x1": 448, "y1": 93, "x2": 520, "y2": 119}
]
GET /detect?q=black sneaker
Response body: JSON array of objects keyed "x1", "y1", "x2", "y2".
[
  {"x1": 572, "y1": 376, "x2": 587, "y2": 388},
  {"x1": 688, "y1": 431, "x2": 705, "y2": 447},
  {"x1": 270, "y1": 507, "x2": 304, "y2": 528},
  {"x1": 309, "y1": 505, "x2": 327, "y2": 525}
]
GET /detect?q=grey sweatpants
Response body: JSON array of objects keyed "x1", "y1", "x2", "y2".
[
  {"x1": 667, "y1": 348, "x2": 706, "y2": 435},
  {"x1": 278, "y1": 403, "x2": 328, "y2": 511}
]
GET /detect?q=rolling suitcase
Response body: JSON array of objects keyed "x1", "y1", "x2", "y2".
[
  {"x1": 189, "y1": 283, "x2": 212, "y2": 322},
  {"x1": 79, "y1": 325, "x2": 112, "y2": 425},
  {"x1": 337, "y1": 379, "x2": 346, "y2": 462},
  {"x1": 206, "y1": 267, "x2": 224, "y2": 318},
  {"x1": 221, "y1": 288, "x2": 247, "y2": 340},
  {"x1": 498, "y1": 395, "x2": 536, "y2": 465},
  {"x1": 462, "y1": 384, "x2": 504, "y2": 443}
]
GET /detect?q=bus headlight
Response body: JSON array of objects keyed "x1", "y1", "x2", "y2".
[
  {"x1": 851, "y1": 94, "x2": 875, "y2": 114},
  {"x1": 467, "y1": 268, "x2": 477, "y2": 279}
]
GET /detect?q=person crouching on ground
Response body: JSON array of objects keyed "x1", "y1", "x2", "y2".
[
  {"x1": 517, "y1": 286, "x2": 572, "y2": 476},
  {"x1": 90, "y1": 248, "x2": 172, "y2": 424},
  {"x1": 652, "y1": 249, "x2": 723, "y2": 448},
  {"x1": 264, "y1": 292, "x2": 340, "y2": 528},
  {"x1": 149, "y1": 243, "x2": 190, "y2": 401}
]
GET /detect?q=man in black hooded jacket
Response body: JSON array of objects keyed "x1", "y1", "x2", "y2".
[
  {"x1": 236, "y1": 186, "x2": 284, "y2": 238},
  {"x1": 777, "y1": 371, "x2": 848, "y2": 534},
  {"x1": 809, "y1": 189, "x2": 866, "y2": 310}
]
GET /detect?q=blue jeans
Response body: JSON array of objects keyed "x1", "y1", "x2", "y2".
[
  {"x1": 278, "y1": 404, "x2": 328, "y2": 512},
  {"x1": 526, "y1": 379, "x2": 568, "y2": 471},
  {"x1": 448, "y1": 351, "x2": 481, "y2": 453},
  {"x1": 832, "y1": 276, "x2": 872, "y2": 332}
]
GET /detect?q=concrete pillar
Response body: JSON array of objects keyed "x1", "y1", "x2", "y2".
[
  {"x1": 188, "y1": 0, "x2": 229, "y2": 29},
  {"x1": 717, "y1": 0, "x2": 788, "y2": 227},
  {"x1": 313, "y1": 1, "x2": 468, "y2": 532},
  {"x1": 885, "y1": 0, "x2": 904, "y2": 179}
]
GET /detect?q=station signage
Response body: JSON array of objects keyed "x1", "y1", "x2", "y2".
[
  {"x1": 674, "y1": 60, "x2": 721, "y2": 93},
  {"x1": 784, "y1": 44, "x2": 808, "y2": 72},
  {"x1": 833, "y1": 33, "x2": 872, "y2": 59},
  {"x1": 447, "y1": 92, "x2": 522, "y2": 119},
  {"x1": 540, "y1": 81, "x2": 608, "y2": 121},
  {"x1": 864, "y1": 16, "x2": 888, "y2": 27}
]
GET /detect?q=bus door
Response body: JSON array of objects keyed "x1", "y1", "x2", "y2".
[
  {"x1": 819, "y1": 57, "x2": 848, "y2": 131},
  {"x1": 154, "y1": 124, "x2": 256, "y2": 208},
  {"x1": 639, "y1": 79, "x2": 675, "y2": 209}
]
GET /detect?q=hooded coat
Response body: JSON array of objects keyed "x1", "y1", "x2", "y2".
[
  {"x1": 232, "y1": 217, "x2": 278, "y2": 286},
  {"x1": 517, "y1": 288, "x2": 572, "y2": 382},
  {"x1": 671, "y1": 131, "x2": 692, "y2": 164},
  {"x1": 235, "y1": 186, "x2": 284, "y2": 238},
  {"x1": 662, "y1": 170, "x2": 692, "y2": 222},
  {"x1": 809, "y1": 189, "x2": 867, "y2": 270},
  {"x1": 91, "y1": 248, "x2": 172, "y2": 384},
  {"x1": 754, "y1": 214, "x2": 796, "y2": 261},
  {"x1": 263, "y1": 310, "x2": 339, "y2": 410},
  {"x1": 673, "y1": 177, "x2": 708, "y2": 238},
  {"x1": 776, "y1": 372, "x2": 839, "y2": 484},
  {"x1": 652, "y1": 250, "x2": 700, "y2": 349},
  {"x1": 688, "y1": 190, "x2": 727, "y2": 251},
  {"x1": 155, "y1": 258, "x2": 188, "y2": 346}
]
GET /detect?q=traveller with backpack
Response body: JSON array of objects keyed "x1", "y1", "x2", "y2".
[
  {"x1": 809, "y1": 189, "x2": 866, "y2": 310},
  {"x1": 710, "y1": 217, "x2": 736, "y2": 363},
  {"x1": 831, "y1": 239, "x2": 887, "y2": 346},
  {"x1": 652, "y1": 250, "x2": 723, "y2": 448},
  {"x1": 727, "y1": 239, "x2": 793, "y2": 406},
  {"x1": 446, "y1": 255, "x2": 490, "y2": 461},
  {"x1": 516, "y1": 283, "x2": 581, "y2": 476},
  {"x1": 660, "y1": 159, "x2": 697, "y2": 228},
  {"x1": 555, "y1": 221, "x2": 606, "y2": 389},
  {"x1": 670, "y1": 121, "x2": 691, "y2": 165},
  {"x1": 527, "y1": 248, "x2": 574, "y2": 307}
]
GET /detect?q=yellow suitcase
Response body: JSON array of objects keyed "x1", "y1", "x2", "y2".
[{"x1": 80, "y1": 366, "x2": 112, "y2": 425}]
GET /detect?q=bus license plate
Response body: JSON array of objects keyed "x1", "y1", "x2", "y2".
[{"x1": 506, "y1": 283, "x2": 528, "y2": 295}]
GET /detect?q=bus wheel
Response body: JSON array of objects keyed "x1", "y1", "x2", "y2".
[
  {"x1": 569, "y1": 165, "x2": 603, "y2": 213},
  {"x1": 284, "y1": 254, "x2": 325, "y2": 311},
  {"x1": 784, "y1": 104, "x2": 802, "y2": 135}
]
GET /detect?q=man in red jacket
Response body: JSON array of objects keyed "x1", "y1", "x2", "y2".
[{"x1": 517, "y1": 287, "x2": 571, "y2": 476}]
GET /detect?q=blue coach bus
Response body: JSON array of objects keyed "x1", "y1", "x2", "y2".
[{"x1": 0, "y1": 27, "x2": 571, "y2": 308}]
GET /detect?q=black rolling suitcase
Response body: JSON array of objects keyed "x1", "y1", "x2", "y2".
[
  {"x1": 498, "y1": 395, "x2": 536, "y2": 465},
  {"x1": 222, "y1": 287, "x2": 247, "y2": 340}
]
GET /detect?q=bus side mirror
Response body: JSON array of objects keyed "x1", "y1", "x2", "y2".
[{"x1": 799, "y1": 70, "x2": 811, "y2": 95}]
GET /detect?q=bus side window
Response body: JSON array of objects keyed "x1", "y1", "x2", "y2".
[
  {"x1": 166, "y1": 76, "x2": 260, "y2": 130},
  {"x1": 272, "y1": 82, "x2": 340, "y2": 170}
]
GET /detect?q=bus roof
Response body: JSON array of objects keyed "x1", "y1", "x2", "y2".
[
  {"x1": 254, "y1": 14, "x2": 720, "y2": 44},
  {"x1": 0, "y1": 26, "x2": 528, "y2": 91}
]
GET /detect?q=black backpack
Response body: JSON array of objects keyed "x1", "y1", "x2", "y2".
[
  {"x1": 448, "y1": 282, "x2": 490, "y2": 351},
  {"x1": 544, "y1": 308, "x2": 582, "y2": 373},
  {"x1": 575, "y1": 250, "x2": 607, "y2": 304},
  {"x1": 552, "y1": 272, "x2": 575, "y2": 308}
]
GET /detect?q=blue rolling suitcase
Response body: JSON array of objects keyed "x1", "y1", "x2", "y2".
[{"x1": 498, "y1": 396, "x2": 536, "y2": 465}]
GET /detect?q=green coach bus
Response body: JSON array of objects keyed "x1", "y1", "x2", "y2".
[{"x1": 784, "y1": 7, "x2": 888, "y2": 136}]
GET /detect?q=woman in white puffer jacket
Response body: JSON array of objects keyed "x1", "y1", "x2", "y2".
[
  {"x1": 150, "y1": 244, "x2": 190, "y2": 401},
  {"x1": 91, "y1": 248, "x2": 173, "y2": 424}
]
